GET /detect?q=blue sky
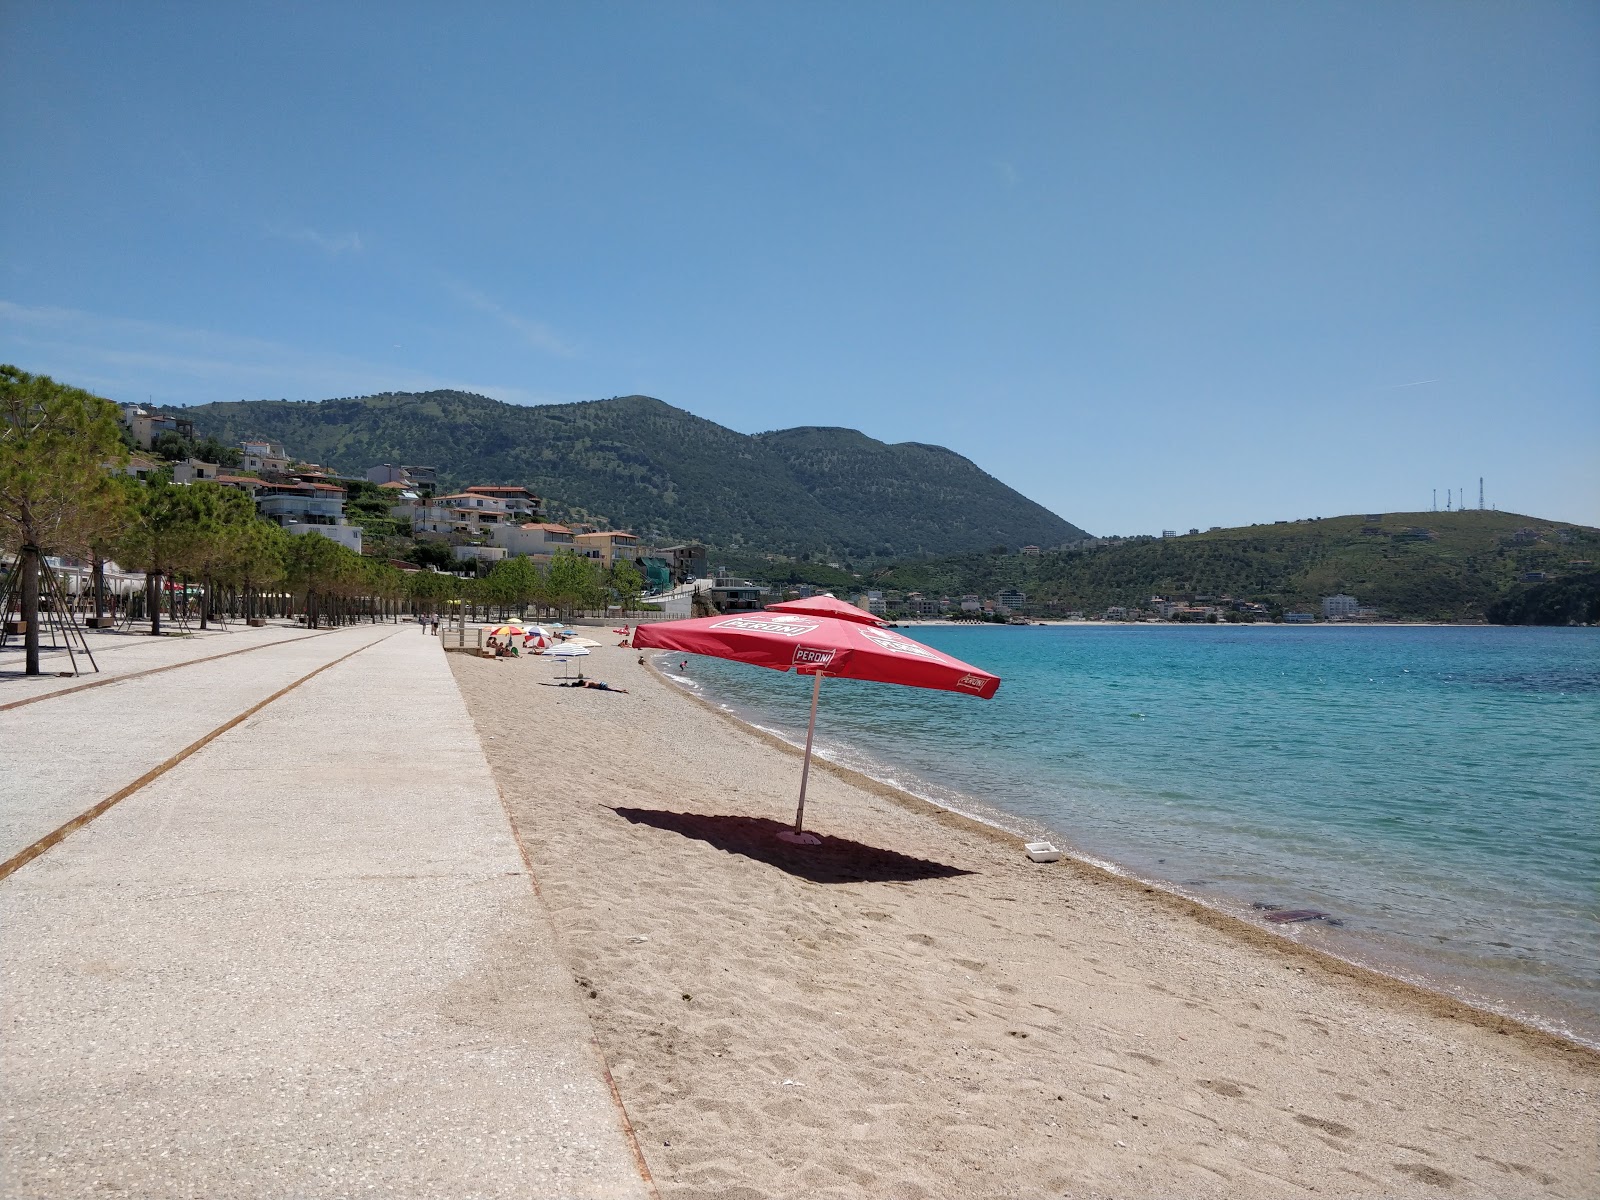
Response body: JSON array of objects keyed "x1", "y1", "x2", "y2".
[{"x1": 3, "y1": 1, "x2": 1596, "y2": 535}]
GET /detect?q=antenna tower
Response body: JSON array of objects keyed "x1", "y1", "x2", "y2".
[
  {"x1": 1432, "y1": 489, "x2": 1437, "y2": 512},
  {"x1": 1479, "y1": 477, "x2": 1484, "y2": 510}
]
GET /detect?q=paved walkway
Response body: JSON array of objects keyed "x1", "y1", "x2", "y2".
[
  {"x1": 0, "y1": 618, "x2": 350, "y2": 705},
  {"x1": 1, "y1": 627, "x2": 654, "y2": 1199}
]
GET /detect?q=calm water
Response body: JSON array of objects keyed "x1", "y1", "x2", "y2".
[{"x1": 660, "y1": 625, "x2": 1600, "y2": 1045}]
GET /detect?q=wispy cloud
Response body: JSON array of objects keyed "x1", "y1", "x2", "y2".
[
  {"x1": 267, "y1": 225, "x2": 365, "y2": 255},
  {"x1": 1378, "y1": 378, "x2": 1440, "y2": 390},
  {"x1": 0, "y1": 299, "x2": 555, "y2": 407},
  {"x1": 445, "y1": 281, "x2": 576, "y2": 357}
]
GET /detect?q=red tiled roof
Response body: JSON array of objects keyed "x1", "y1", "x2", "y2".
[{"x1": 520, "y1": 522, "x2": 572, "y2": 533}]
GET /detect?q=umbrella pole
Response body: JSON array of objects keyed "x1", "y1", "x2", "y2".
[{"x1": 788, "y1": 670, "x2": 824, "y2": 841}]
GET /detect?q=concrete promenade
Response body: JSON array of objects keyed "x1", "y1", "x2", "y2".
[
  {"x1": 0, "y1": 618, "x2": 336, "y2": 705},
  {"x1": 1, "y1": 625, "x2": 654, "y2": 1198}
]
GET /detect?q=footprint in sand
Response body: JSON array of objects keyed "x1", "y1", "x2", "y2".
[
  {"x1": 1394, "y1": 1163, "x2": 1456, "y2": 1188},
  {"x1": 1199, "y1": 1079, "x2": 1248, "y2": 1098},
  {"x1": 1293, "y1": 1113, "x2": 1354, "y2": 1138}
]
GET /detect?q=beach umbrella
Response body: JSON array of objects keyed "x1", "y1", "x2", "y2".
[
  {"x1": 487, "y1": 624, "x2": 526, "y2": 638},
  {"x1": 634, "y1": 602, "x2": 1000, "y2": 844},
  {"x1": 763, "y1": 594, "x2": 888, "y2": 627},
  {"x1": 547, "y1": 644, "x2": 591, "y2": 659}
]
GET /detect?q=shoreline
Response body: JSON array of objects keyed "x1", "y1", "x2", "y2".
[
  {"x1": 452, "y1": 643, "x2": 1596, "y2": 1198},
  {"x1": 655, "y1": 659, "x2": 1598, "y2": 1060}
]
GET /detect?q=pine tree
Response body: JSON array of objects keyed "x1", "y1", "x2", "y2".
[{"x1": 0, "y1": 366, "x2": 128, "y2": 673}]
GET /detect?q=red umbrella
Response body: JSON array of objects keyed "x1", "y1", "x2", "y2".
[
  {"x1": 762, "y1": 593, "x2": 888, "y2": 627},
  {"x1": 634, "y1": 607, "x2": 1000, "y2": 843}
]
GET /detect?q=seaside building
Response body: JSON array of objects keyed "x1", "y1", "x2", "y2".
[
  {"x1": 1283, "y1": 612, "x2": 1315, "y2": 623},
  {"x1": 453, "y1": 544, "x2": 507, "y2": 565},
  {"x1": 114, "y1": 455, "x2": 161, "y2": 482},
  {"x1": 254, "y1": 481, "x2": 363, "y2": 553},
  {"x1": 995, "y1": 588, "x2": 1026, "y2": 614},
  {"x1": 635, "y1": 555, "x2": 673, "y2": 593},
  {"x1": 853, "y1": 590, "x2": 888, "y2": 617},
  {"x1": 1321, "y1": 594, "x2": 1360, "y2": 619},
  {"x1": 367, "y1": 463, "x2": 438, "y2": 493},
  {"x1": 464, "y1": 484, "x2": 542, "y2": 520},
  {"x1": 960, "y1": 595, "x2": 982, "y2": 613},
  {"x1": 654, "y1": 544, "x2": 709, "y2": 583},
  {"x1": 241, "y1": 438, "x2": 291, "y2": 474},
  {"x1": 487, "y1": 522, "x2": 577, "y2": 560},
  {"x1": 572, "y1": 530, "x2": 641, "y2": 568},
  {"x1": 1020, "y1": 545, "x2": 1041, "y2": 557},
  {"x1": 118, "y1": 404, "x2": 194, "y2": 450},
  {"x1": 710, "y1": 577, "x2": 766, "y2": 611},
  {"x1": 171, "y1": 458, "x2": 220, "y2": 484},
  {"x1": 398, "y1": 493, "x2": 512, "y2": 540}
]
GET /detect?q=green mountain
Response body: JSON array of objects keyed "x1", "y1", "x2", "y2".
[
  {"x1": 859, "y1": 510, "x2": 1600, "y2": 622},
  {"x1": 180, "y1": 391, "x2": 1088, "y2": 558}
]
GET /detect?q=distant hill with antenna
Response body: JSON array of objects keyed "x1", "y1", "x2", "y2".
[{"x1": 837, "y1": 509, "x2": 1600, "y2": 622}]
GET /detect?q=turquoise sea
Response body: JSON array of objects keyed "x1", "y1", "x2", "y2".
[{"x1": 659, "y1": 625, "x2": 1600, "y2": 1045}]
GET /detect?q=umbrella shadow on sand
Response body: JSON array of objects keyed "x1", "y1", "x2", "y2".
[{"x1": 609, "y1": 807, "x2": 973, "y2": 885}]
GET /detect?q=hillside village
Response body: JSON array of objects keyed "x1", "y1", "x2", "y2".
[
  {"x1": 108, "y1": 403, "x2": 1600, "y2": 626},
  {"x1": 115, "y1": 404, "x2": 708, "y2": 598}
]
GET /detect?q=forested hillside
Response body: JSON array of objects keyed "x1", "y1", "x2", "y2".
[
  {"x1": 182, "y1": 391, "x2": 1086, "y2": 558},
  {"x1": 861, "y1": 511, "x2": 1599, "y2": 622}
]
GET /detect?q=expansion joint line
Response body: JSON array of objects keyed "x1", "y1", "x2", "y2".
[
  {"x1": 0, "y1": 627, "x2": 347, "y2": 713},
  {"x1": 0, "y1": 631, "x2": 397, "y2": 883}
]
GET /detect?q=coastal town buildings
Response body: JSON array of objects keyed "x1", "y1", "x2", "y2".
[
  {"x1": 255, "y1": 481, "x2": 363, "y2": 553},
  {"x1": 397, "y1": 493, "x2": 511, "y2": 539},
  {"x1": 573, "y1": 530, "x2": 641, "y2": 568},
  {"x1": 117, "y1": 404, "x2": 194, "y2": 449},
  {"x1": 656, "y1": 545, "x2": 708, "y2": 583},
  {"x1": 464, "y1": 484, "x2": 541, "y2": 519},
  {"x1": 710, "y1": 577, "x2": 766, "y2": 611},
  {"x1": 171, "y1": 458, "x2": 220, "y2": 484},
  {"x1": 1322, "y1": 593, "x2": 1360, "y2": 619},
  {"x1": 489, "y1": 522, "x2": 577, "y2": 559},
  {"x1": 852, "y1": 590, "x2": 887, "y2": 616},
  {"x1": 367, "y1": 463, "x2": 438, "y2": 492},
  {"x1": 240, "y1": 438, "x2": 291, "y2": 474}
]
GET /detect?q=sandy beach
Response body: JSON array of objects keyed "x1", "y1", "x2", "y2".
[{"x1": 452, "y1": 643, "x2": 1596, "y2": 1199}]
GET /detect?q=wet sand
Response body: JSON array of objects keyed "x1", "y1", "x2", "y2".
[{"x1": 451, "y1": 643, "x2": 1597, "y2": 1199}]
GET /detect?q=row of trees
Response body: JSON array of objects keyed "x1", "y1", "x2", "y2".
[{"x1": 0, "y1": 367, "x2": 646, "y2": 674}]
